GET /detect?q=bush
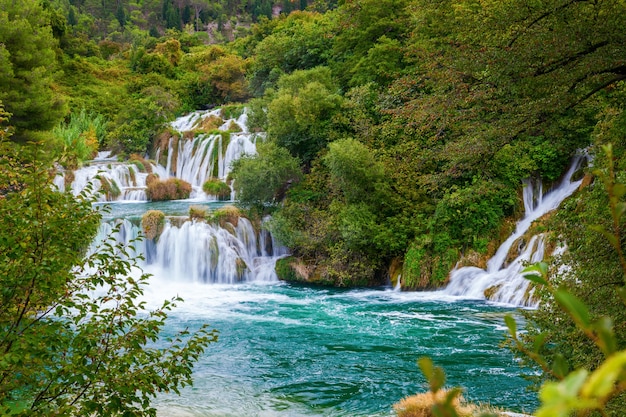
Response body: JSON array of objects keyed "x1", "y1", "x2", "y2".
[
  {"x1": 146, "y1": 178, "x2": 191, "y2": 201},
  {"x1": 145, "y1": 173, "x2": 159, "y2": 186},
  {"x1": 393, "y1": 389, "x2": 475, "y2": 417},
  {"x1": 202, "y1": 179, "x2": 231, "y2": 200},
  {"x1": 189, "y1": 205, "x2": 208, "y2": 221},
  {"x1": 141, "y1": 210, "x2": 165, "y2": 240}
]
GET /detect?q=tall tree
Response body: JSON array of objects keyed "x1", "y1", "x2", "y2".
[{"x1": 0, "y1": 0, "x2": 66, "y2": 142}]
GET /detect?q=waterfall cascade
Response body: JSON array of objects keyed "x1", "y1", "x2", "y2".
[
  {"x1": 62, "y1": 109, "x2": 259, "y2": 202},
  {"x1": 442, "y1": 154, "x2": 586, "y2": 307},
  {"x1": 97, "y1": 216, "x2": 287, "y2": 283}
]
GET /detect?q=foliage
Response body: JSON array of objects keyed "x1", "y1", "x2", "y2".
[
  {"x1": 245, "y1": 11, "x2": 335, "y2": 95},
  {"x1": 323, "y1": 137, "x2": 384, "y2": 205},
  {"x1": 141, "y1": 209, "x2": 166, "y2": 240},
  {"x1": 0, "y1": 0, "x2": 67, "y2": 142},
  {"x1": 230, "y1": 141, "x2": 302, "y2": 210},
  {"x1": 506, "y1": 145, "x2": 626, "y2": 417},
  {"x1": 262, "y1": 67, "x2": 344, "y2": 165},
  {"x1": 53, "y1": 109, "x2": 107, "y2": 167},
  {"x1": 0, "y1": 142, "x2": 215, "y2": 416},
  {"x1": 146, "y1": 178, "x2": 192, "y2": 201},
  {"x1": 330, "y1": 0, "x2": 412, "y2": 88},
  {"x1": 202, "y1": 178, "x2": 231, "y2": 200}
]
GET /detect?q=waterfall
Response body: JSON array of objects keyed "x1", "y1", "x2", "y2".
[
  {"x1": 64, "y1": 108, "x2": 259, "y2": 202},
  {"x1": 93, "y1": 216, "x2": 286, "y2": 284},
  {"x1": 443, "y1": 153, "x2": 586, "y2": 307}
]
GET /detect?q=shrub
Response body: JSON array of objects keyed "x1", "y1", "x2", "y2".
[
  {"x1": 202, "y1": 179, "x2": 231, "y2": 200},
  {"x1": 146, "y1": 178, "x2": 191, "y2": 201},
  {"x1": 141, "y1": 210, "x2": 165, "y2": 240},
  {"x1": 189, "y1": 205, "x2": 208, "y2": 221},
  {"x1": 393, "y1": 389, "x2": 475, "y2": 417},
  {"x1": 145, "y1": 173, "x2": 159, "y2": 186}
]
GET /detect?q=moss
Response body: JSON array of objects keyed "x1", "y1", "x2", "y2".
[
  {"x1": 275, "y1": 257, "x2": 336, "y2": 286},
  {"x1": 211, "y1": 205, "x2": 241, "y2": 227},
  {"x1": 145, "y1": 173, "x2": 159, "y2": 186},
  {"x1": 141, "y1": 210, "x2": 165, "y2": 240},
  {"x1": 402, "y1": 242, "x2": 459, "y2": 290},
  {"x1": 227, "y1": 120, "x2": 242, "y2": 132},
  {"x1": 193, "y1": 114, "x2": 223, "y2": 133},
  {"x1": 235, "y1": 257, "x2": 247, "y2": 280}
]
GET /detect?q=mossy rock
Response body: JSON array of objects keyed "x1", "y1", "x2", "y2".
[
  {"x1": 484, "y1": 284, "x2": 502, "y2": 299},
  {"x1": 189, "y1": 205, "x2": 209, "y2": 221},
  {"x1": 141, "y1": 210, "x2": 165, "y2": 240},
  {"x1": 275, "y1": 257, "x2": 335, "y2": 286},
  {"x1": 388, "y1": 258, "x2": 403, "y2": 289},
  {"x1": 235, "y1": 257, "x2": 248, "y2": 281},
  {"x1": 97, "y1": 176, "x2": 121, "y2": 200},
  {"x1": 212, "y1": 205, "x2": 241, "y2": 228}
]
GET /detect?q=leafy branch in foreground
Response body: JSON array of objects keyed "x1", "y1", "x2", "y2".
[{"x1": 0, "y1": 141, "x2": 217, "y2": 416}]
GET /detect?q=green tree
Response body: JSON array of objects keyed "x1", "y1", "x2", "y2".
[
  {"x1": 264, "y1": 67, "x2": 344, "y2": 165},
  {"x1": 0, "y1": 142, "x2": 216, "y2": 416},
  {"x1": 230, "y1": 141, "x2": 302, "y2": 211},
  {"x1": 0, "y1": 0, "x2": 67, "y2": 141}
]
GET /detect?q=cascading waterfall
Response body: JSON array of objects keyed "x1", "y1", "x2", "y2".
[
  {"x1": 443, "y1": 153, "x2": 586, "y2": 307},
  {"x1": 94, "y1": 216, "x2": 286, "y2": 284},
  {"x1": 63, "y1": 109, "x2": 259, "y2": 202}
]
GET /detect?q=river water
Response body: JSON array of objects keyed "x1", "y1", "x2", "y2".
[
  {"x1": 100, "y1": 200, "x2": 538, "y2": 417},
  {"x1": 145, "y1": 280, "x2": 536, "y2": 417}
]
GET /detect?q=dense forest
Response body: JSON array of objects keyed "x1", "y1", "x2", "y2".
[{"x1": 2, "y1": 0, "x2": 626, "y2": 415}]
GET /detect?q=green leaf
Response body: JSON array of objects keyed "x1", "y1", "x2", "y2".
[
  {"x1": 504, "y1": 314, "x2": 517, "y2": 338},
  {"x1": 581, "y1": 351, "x2": 626, "y2": 400},
  {"x1": 613, "y1": 184, "x2": 626, "y2": 200},
  {"x1": 536, "y1": 369, "x2": 590, "y2": 417},
  {"x1": 592, "y1": 316, "x2": 617, "y2": 356},
  {"x1": 554, "y1": 289, "x2": 591, "y2": 329},
  {"x1": 524, "y1": 272, "x2": 549, "y2": 287},
  {"x1": 533, "y1": 333, "x2": 548, "y2": 353},
  {"x1": 523, "y1": 262, "x2": 548, "y2": 278},
  {"x1": 418, "y1": 357, "x2": 445, "y2": 393},
  {"x1": 552, "y1": 354, "x2": 570, "y2": 379}
]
